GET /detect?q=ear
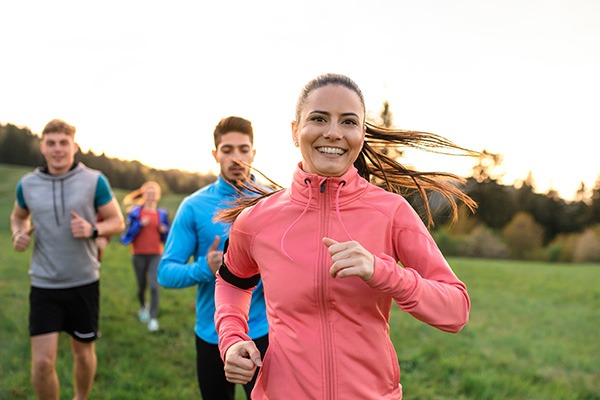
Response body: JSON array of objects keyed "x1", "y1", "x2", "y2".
[
  {"x1": 211, "y1": 149, "x2": 218, "y2": 163},
  {"x1": 291, "y1": 121, "x2": 299, "y2": 147},
  {"x1": 359, "y1": 124, "x2": 366, "y2": 151}
]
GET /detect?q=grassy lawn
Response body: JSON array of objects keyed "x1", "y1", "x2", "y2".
[
  {"x1": 1, "y1": 164, "x2": 599, "y2": 399},
  {"x1": 391, "y1": 258, "x2": 599, "y2": 400}
]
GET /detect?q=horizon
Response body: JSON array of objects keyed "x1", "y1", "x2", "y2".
[
  {"x1": 1, "y1": 118, "x2": 590, "y2": 204},
  {"x1": 1, "y1": 0, "x2": 599, "y2": 201}
]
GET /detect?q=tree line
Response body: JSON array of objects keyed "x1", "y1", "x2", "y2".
[
  {"x1": 0, "y1": 122, "x2": 216, "y2": 195},
  {"x1": 2, "y1": 121, "x2": 600, "y2": 263}
]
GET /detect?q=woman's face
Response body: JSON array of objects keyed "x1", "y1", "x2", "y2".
[
  {"x1": 292, "y1": 85, "x2": 365, "y2": 177},
  {"x1": 143, "y1": 185, "x2": 160, "y2": 202}
]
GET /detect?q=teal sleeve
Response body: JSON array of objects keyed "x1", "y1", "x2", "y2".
[
  {"x1": 16, "y1": 181, "x2": 26, "y2": 209},
  {"x1": 95, "y1": 174, "x2": 114, "y2": 207}
]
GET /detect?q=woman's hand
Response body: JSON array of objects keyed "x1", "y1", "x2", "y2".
[
  {"x1": 323, "y1": 237, "x2": 375, "y2": 281},
  {"x1": 224, "y1": 340, "x2": 263, "y2": 384}
]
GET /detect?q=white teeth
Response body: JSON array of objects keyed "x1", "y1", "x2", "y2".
[{"x1": 317, "y1": 147, "x2": 345, "y2": 155}]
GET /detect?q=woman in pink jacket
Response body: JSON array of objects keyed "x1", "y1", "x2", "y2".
[{"x1": 214, "y1": 73, "x2": 479, "y2": 399}]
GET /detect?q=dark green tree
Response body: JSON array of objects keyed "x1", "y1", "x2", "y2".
[
  {"x1": 0, "y1": 123, "x2": 44, "y2": 166},
  {"x1": 590, "y1": 176, "x2": 600, "y2": 224},
  {"x1": 466, "y1": 177, "x2": 517, "y2": 229}
]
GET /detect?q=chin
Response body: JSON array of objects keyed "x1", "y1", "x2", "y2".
[
  {"x1": 225, "y1": 174, "x2": 246, "y2": 182},
  {"x1": 313, "y1": 164, "x2": 347, "y2": 176}
]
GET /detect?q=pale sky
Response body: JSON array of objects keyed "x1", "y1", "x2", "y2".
[{"x1": 2, "y1": 0, "x2": 599, "y2": 201}]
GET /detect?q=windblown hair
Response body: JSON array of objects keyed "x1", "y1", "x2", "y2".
[
  {"x1": 217, "y1": 73, "x2": 482, "y2": 228},
  {"x1": 123, "y1": 181, "x2": 162, "y2": 210},
  {"x1": 42, "y1": 119, "x2": 76, "y2": 137},
  {"x1": 356, "y1": 123, "x2": 479, "y2": 227}
]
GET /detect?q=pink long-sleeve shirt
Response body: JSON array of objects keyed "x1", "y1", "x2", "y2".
[{"x1": 215, "y1": 164, "x2": 470, "y2": 399}]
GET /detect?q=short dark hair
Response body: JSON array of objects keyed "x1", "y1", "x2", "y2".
[{"x1": 213, "y1": 116, "x2": 253, "y2": 148}]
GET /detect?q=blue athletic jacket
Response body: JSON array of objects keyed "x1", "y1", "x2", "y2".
[
  {"x1": 158, "y1": 175, "x2": 269, "y2": 344},
  {"x1": 120, "y1": 205, "x2": 170, "y2": 245}
]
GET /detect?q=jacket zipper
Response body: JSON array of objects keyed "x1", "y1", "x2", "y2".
[{"x1": 317, "y1": 179, "x2": 335, "y2": 400}]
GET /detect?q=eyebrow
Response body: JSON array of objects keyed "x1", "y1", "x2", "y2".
[
  {"x1": 45, "y1": 139, "x2": 69, "y2": 143},
  {"x1": 310, "y1": 110, "x2": 360, "y2": 118},
  {"x1": 218, "y1": 143, "x2": 251, "y2": 150}
]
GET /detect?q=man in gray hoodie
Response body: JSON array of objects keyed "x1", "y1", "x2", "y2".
[{"x1": 10, "y1": 118, "x2": 124, "y2": 400}]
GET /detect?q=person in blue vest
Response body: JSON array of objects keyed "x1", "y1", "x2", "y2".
[{"x1": 158, "y1": 116, "x2": 269, "y2": 400}]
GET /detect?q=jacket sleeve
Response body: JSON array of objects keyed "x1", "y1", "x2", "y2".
[
  {"x1": 366, "y1": 206, "x2": 470, "y2": 333},
  {"x1": 157, "y1": 201, "x2": 216, "y2": 288},
  {"x1": 214, "y1": 222, "x2": 259, "y2": 360},
  {"x1": 120, "y1": 206, "x2": 142, "y2": 245},
  {"x1": 159, "y1": 208, "x2": 171, "y2": 243},
  {"x1": 214, "y1": 272, "x2": 253, "y2": 361}
]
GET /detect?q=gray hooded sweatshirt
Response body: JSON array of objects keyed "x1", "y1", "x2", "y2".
[{"x1": 19, "y1": 163, "x2": 107, "y2": 289}]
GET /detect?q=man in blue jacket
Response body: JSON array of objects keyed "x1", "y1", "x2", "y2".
[{"x1": 158, "y1": 116, "x2": 268, "y2": 400}]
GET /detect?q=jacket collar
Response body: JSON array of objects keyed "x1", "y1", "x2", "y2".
[
  {"x1": 281, "y1": 163, "x2": 366, "y2": 260},
  {"x1": 36, "y1": 162, "x2": 83, "y2": 180},
  {"x1": 214, "y1": 174, "x2": 258, "y2": 198},
  {"x1": 289, "y1": 163, "x2": 368, "y2": 205}
]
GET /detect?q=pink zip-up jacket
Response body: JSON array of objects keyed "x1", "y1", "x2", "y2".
[{"x1": 215, "y1": 164, "x2": 470, "y2": 399}]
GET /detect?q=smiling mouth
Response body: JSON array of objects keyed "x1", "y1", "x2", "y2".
[{"x1": 317, "y1": 147, "x2": 346, "y2": 155}]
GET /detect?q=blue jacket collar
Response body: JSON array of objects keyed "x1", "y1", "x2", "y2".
[{"x1": 215, "y1": 174, "x2": 257, "y2": 197}]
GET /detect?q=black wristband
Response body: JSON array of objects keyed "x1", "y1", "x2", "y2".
[{"x1": 90, "y1": 225, "x2": 99, "y2": 239}]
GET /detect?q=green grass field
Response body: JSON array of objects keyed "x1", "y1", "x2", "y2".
[{"x1": 1, "y1": 164, "x2": 599, "y2": 399}]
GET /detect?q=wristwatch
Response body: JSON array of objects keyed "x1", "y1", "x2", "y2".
[{"x1": 90, "y1": 225, "x2": 99, "y2": 239}]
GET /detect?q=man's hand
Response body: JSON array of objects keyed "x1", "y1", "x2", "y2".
[
  {"x1": 70, "y1": 211, "x2": 93, "y2": 238},
  {"x1": 207, "y1": 236, "x2": 223, "y2": 275},
  {"x1": 13, "y1": 227, "x2": 34, "y2": 252},
  {"x1": 96, "y1": 236, "x2": 109, "y2": 251}
]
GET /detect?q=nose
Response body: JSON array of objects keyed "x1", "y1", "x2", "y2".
[
  {"x1": 323, "y1": 122, "x2": 343, "y2": 140},
  {"x1": 230, "y1": 149, "x2": 243, "y2": 161}
]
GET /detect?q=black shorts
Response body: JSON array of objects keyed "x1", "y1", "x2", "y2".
[{"x1": 29, "y1": 281, "x2": 100, "y2": 342}]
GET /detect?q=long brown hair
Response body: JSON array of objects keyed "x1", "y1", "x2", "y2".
[{"x1": 218, "y1": 73, "x2": 483, "y2": 227}]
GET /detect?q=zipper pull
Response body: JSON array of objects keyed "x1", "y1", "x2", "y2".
[{"x1": 320, "y1": 180, "x2": 326, "y2": 193}]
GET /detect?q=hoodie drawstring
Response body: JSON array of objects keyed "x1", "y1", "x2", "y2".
[
  {"x1": 52, "y1": 180, "x2": 60, "y2": 225},
  {"x1": 60, "y1": 179, "x2": 66, "y2": 216},
  {"x1": 51, "y1": 179, "x2": 67, "y2": 226},
  {"x1": 280, "y1": 178, "x2": 352, "y2": 261},
  {"x1": 334, "y1": 181, "x2": 352, "y2": 241},
  {"x1": 280, "y1": 178, "x2": 313, "y2": 260}
]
